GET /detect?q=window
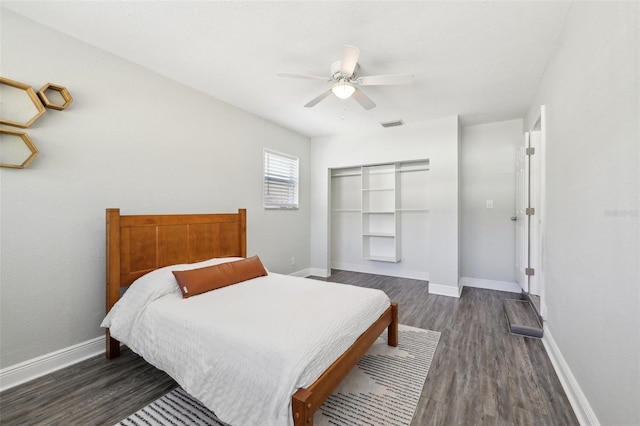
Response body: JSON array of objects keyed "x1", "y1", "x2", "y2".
[{"x1": 263, "y1": 149, "x2": 299, "y2": 209}]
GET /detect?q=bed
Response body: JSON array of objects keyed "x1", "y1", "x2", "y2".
[{"x1": 103, "y1": 208, "x2": 398, "y2": 426}]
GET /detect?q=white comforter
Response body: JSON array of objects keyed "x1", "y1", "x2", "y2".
[{"x1": 101, "y1": 258, "x2": 390, "y2": 426}]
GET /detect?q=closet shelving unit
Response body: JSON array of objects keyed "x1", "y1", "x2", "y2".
[
  {"x1": 331, "y1": 159, "x2": 429, "y2": 264},
  {"x1": 362, "y1": 164, "x2": 399, "y2": 262}
]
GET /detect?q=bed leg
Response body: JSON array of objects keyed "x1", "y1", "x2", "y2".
[
  {"x1": 106, "y1": 329, "x2": 121, "y2": 359},
  {"x1": 292, "y1": 388, "x2": 313, "y2": 426},
  {"x1": 388, "y1": 302, "x2": 398, "y2": 347}
]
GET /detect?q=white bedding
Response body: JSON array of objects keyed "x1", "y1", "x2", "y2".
[{"x1": 101, "y1": 258, "x2": 390, "y2": 426}]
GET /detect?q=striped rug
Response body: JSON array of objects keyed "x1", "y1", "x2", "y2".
[{"x1": 117, "y1": 324, "x2": 440, "y2": 426}]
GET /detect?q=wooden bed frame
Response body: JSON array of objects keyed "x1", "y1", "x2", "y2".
[{"x1": 105, "y1": 208, "x2": 398, "y2": 426}]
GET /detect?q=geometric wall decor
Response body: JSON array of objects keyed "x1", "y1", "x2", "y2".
[
  {"x1": 0, "y1": 77, "x2": 46, "y2": 128},
  {"x1": 0, "y1": 128, "x2": 40, "y2": 169},
  {"x1": 37, "y1": 83, "x2": 73, "y2": 110}
]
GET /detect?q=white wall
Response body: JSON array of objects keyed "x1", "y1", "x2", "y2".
[
  {"x1": 0, "y1": 10, "x2": 310, "y2": 369},
  {"x1": 525, "y1": 2, "x2": 639, "y2": 424},
  {"x1": 460, "y1": 120, "x2": 520, "y2": 286},
  {"x1": 310, "y1": 117, "x2": 460, "y2": 296}
]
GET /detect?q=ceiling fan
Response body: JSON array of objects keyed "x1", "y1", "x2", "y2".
[{"x1": 277, "y1": 45, "x2": 414, "y2": 110}]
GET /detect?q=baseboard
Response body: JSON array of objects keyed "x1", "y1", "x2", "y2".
[
  {"x1": 460, "y1": 277, "x2": 521, "y2": 294},
  {"x1": 542, "y1": 327, "x2": 600, "y2": 426},
  {"x1": 289, "y1": 268, "x2": 314, "y2": 277},
  {"x1": 0, "y1": 336, "x2": 104, "y2": 392},
  {"x1": 429, "y1": 282, "x2": 462, "y2": 298},
  {"x1": 330, "y1": 261, "x2": 429, "y2": 281},
  {"x1": 305, "y1": 267, "x2": 330, "y2": 278}
]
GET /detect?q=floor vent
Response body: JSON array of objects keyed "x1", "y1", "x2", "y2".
[
  {"x1": 380, "y1": 119, "x2": 404, "y2": 128},
  {"x1": 504, "y1": 298, "x2": 543, "y2": 338}
]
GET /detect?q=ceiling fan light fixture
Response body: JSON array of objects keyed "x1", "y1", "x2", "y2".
[
  {"x1": 279, "y1": 45, "x2": 414, "y2": 109},
  {"x1": 332, "y1": 81, "x2": 355, "y2": 99}
]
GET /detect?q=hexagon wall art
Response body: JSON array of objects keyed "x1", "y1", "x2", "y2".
[
  {"x1": 0, "y1": 128, "x2": 40, "y2": 168},
  {"x1": 0, "y1": 77, "x2": 46, "y2": 128},
  {"x1": 38, "y1": 83, "x2": 74, "y2": 110}
]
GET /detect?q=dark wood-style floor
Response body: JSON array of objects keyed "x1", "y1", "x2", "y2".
[{"x1": 0, "y1": 270, "x2": 578, "y2": 425}]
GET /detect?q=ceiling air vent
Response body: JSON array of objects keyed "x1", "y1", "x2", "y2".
[{"x1": 380, "y1": 120, "x2": 404, "y2": 128}]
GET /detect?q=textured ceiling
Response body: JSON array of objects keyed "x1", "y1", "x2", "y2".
[{"x1": 2, "y1": 1, "x2": 572, "y2": 138}]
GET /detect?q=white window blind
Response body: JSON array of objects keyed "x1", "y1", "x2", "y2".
[{"x1": 263, "y1": 149, "x2": 299, "y2": 209}]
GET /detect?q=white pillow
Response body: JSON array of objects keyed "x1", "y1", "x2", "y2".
[{"x1": 101, "y1": 257, "x2": 244, "y2": 344}]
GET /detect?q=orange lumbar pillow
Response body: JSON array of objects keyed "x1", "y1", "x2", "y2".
[{"x1": 172, "y1": 256, "x2": 268, "y2": 298}]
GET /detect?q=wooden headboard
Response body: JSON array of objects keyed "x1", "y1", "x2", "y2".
[{"x1": 105, "y1": 208, "x2": 246, "y2": 358}]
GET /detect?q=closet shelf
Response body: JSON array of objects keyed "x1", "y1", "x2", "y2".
[
  {"x1": 363, "y1": 232, "x2": 395, "y2": 238},
  {"x1": 397, "y1": 167, "x2": 430, "y2": 173},
  {"x1": 364, "y1": 255, "x2": 400, "y2": 263},
  {"x1": 331, "y1": 171, "x2": 361, "y2": 178},
  {"x1": 363, "y1": 210, "x2": 395, "y2": 214}
]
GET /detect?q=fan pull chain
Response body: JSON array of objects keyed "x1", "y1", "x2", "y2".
[{"x1": 341, "y1": 103, "x2": 347, "y2": 120}]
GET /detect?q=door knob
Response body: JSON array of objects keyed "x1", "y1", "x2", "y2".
[{"x1": 511, "y1": 216, "x2": 518, "y2": 221}]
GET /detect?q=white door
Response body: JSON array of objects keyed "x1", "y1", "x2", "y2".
[
  {"x1": 528, "y1": 107, "x2": 545, "y2": 316},
  {"x1": 528, "y1": 130, "x2": 541, "y2": 296},
  {"x1": 515, "y1": 106, "x2": 546, "y2": 318},
  {"x1": 515, "y1": 133, "x2": 530, "y2": 293}
]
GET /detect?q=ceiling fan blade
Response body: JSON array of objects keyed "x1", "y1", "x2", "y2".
[
  {"x1": 352, "y1": 88, "x2": 376, "y2": 110},
  {"x1": 356, "y1": 74, "x2": 415, "y2": 86},
  {"x1": 277, "y1": 72, "x2": 331, "y2": 82},
  {"x1": 340, "y1": 45, "x2": 360, "y2": 77},
  {"x1": 304, "y1": 89, "x2": 333, "y2": 107}
]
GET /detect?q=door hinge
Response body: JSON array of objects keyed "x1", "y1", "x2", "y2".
[
  {"x1": 526, "y1": 207, "x2": 535, "y2": 215},
  {"x1": 525, "y1": 268, "x2": 535, "y2": 276},
  {"x1": 526, "y1": 147, "x2": 535, "y2": 155}
]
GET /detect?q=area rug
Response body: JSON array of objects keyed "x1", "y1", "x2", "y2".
[{"x1": 117, "y1": 324, "x2": 440, "y2": 426}]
